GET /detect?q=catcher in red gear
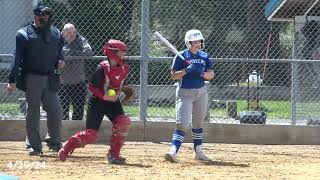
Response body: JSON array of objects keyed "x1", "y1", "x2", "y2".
[{"x1": 58, "y1": 39, "x2": 134, "y2": 164}]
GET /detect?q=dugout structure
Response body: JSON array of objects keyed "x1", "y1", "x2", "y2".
[{"x1": 265, "y1": 0, "x2": 320, "y2": 125}]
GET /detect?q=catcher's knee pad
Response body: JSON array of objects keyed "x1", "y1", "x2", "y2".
[
  {"x1": 63, "y1": 129, "x2": 98, "y2": 154},
  {"x1": 109, "y1": 115, "x2": 131, "y2": 157},
  {"x1": 74, "y1": 129, "x2": 98, "y2": 146},
  {"x1": 112, "y1": 115, "x2": 131, "y2": 137}
]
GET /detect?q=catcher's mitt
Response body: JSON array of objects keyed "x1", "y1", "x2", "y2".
[{"x1": 121, "y1": 85, "x2": 134, "y2": 105}]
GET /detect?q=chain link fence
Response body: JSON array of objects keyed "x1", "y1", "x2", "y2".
[{"x1": 1, "y1": 0, "x2": 320, "y2": 125}]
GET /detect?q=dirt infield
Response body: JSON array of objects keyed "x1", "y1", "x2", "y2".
[{"x1": 1, "y1": 141, "x2": 320, "y2": 179}]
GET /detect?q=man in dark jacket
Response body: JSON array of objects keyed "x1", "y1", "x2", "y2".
[
  {"x1": 7, "y1": 2, "x2": 65, "y2": 155},
  {"x1": 60, "y1": 23, "x2": 93, "y2": 120}
]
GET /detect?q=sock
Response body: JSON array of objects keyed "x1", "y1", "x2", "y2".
[
  {"x1": 171, "y1": 129, "x2": 185, "y2": 153},
  {"x1": 192, "y1": 128, "x2": 203, "y2": 153}
]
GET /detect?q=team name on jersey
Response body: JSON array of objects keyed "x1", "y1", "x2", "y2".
[{"x1": 189, "y1": 59, "x2": 205, "y2": 65}]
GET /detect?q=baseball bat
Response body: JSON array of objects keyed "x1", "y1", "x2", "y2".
[{"x1": 154, "y1": 31, "x2": 188, "y2": 63}]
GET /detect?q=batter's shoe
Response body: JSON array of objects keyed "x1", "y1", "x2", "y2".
[
  {"x1": 165, "y1": 152, "x2": 178, "y2": 163},
  {"x1": 107, "y1": 153, "x2": 126, "y2": 164},
  {"x1": 195, "y1": 151, "x2": 211, "y2": 161}
]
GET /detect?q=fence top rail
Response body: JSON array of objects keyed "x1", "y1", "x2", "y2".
[
  {"x1": 62, "y1": 55, "x2": 142, "y2": 61},
  {"x1": 0, "y1": 54, "x2": 142, "y2": 61},
  {"x1": 2, "y1": 54, "x2": 320, "y2": 63},
  {"x1": 151, "y1": 57, "x2": 320, "y2": 63}
]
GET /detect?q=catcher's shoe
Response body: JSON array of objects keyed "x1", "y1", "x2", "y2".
[
  {"x1": 107, "y1": 153, "x2": 126, "y2": 164},
  {"x1": 165, "y1": 152, "x2": 178, "y2": 163},
  {"x1": 195, "y1": 151, "x2": 211, "y2": 161},
  {"x1": 58, "y1": 144, "x2": 76, "y2": 161},
  {"x1": 58, "y1": 148, "x2": 68, "y2": 161}
]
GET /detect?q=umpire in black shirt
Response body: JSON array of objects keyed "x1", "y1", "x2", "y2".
[{"x1": 7, "y1": 2, "x2": 65, "y2": 155}]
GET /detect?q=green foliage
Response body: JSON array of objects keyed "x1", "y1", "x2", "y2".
[
  {"x1": 148, "y1": 60, "x2": 174, "y2": 85},
  {"x1": 149, "y1": 36, "x2": 171, "y2": 57},
  {"x1": 0, "y1": 103, "x2": 19, "y2": 115},
  {"x1": 40, "y1": 0, "x2": 294, "y2": 87},
  {"x1": 44, "y1": 0, "x2": 134, "y2": 55}
]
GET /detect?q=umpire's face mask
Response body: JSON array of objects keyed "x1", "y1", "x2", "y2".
[
  {"x1": 34, "y1": 13, "x2": 51, "y2": 43},
  {"x1": 38, "y1": 14, "x2": 50, "y2": 29}
]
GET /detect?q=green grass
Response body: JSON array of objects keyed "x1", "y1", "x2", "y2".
[
  {"x1": 124, "y1": 105, "x2": 175, "y2": 118},
  {"x1": 124, "y1": 100, "x2": 291, "y2": 119},
  {"x1": 0, "y1": 103, "x2": 20, "y2": 115},
  {"x1": 237, "y1": 100, "x2": 290, "y2": 119},
  {"x1": 296, "y1": 102, "x2": 320, "y2": 117},
  {"x1": 0, "y1": 101, "x2": 291, "y2": 119},
  {"x1": 209, "y1": 108, "x2": 227, "y2": 118}
]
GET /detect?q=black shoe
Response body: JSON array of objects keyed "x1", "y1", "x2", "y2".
[
  {"x1": 46, "y1": 142, "x2": 62, "y2": 152},
  {"x1": 27, "y1": 148, "x2": 43, "y2": 156},
  {"x1": 44, "y1": 139, "x2": 62, "y2": 152}
]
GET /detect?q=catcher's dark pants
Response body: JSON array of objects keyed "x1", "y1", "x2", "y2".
[
  {"x1": 59, "y1": 82, "x2": 87, "y2": 120},
  {"x1": 86, "y1": 96, "x2": 124, "y2": 130}
]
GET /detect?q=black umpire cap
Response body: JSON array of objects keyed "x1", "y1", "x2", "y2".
[{"x1": 33, "y1": 2, "x2": 51, "y2": 16}]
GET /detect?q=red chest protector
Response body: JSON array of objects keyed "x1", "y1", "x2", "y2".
[{"x1": 100, "y1": 61, "x2": 129, "y2": 93}]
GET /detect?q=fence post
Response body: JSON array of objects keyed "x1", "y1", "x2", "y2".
[
  {"x1": 204, "y1": 81, "x2": 211, "y2": 122},
  {"x1": 226, "y1": 100, "x2": 237, "y2": 119},
  {"x1": 18, "y1": 98, "x2": 27, "y2": 115},
  {"x1": 291, "y1": 60, "x2": 298, "y2": 125},
  {"x1": 139, "y1": 0, "x2": 150, "y2": 122}
]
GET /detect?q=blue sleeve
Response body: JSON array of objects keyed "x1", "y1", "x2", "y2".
[
  {"x1": 58, "y1": 38, "x2": 64, "y2": 60},
  {"x1": 57, "y1": 31, "x2": 64, "y2": 61},
  {"x1": 171, "y1": 55, "x2": 185, "y2": 71},
  {"x1": 206, "y1": 56, "x2": 214, "y2": 70},
  {"x1": 53, "y1": 28, "x2": 64, "y2": 68},
  {"x1": 8, "y1": 32, "x2": 28, "y2": 83}
]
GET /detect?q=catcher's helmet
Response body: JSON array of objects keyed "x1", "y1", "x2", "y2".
[
  {"x1": 185, "y1": 29, "x2": 204, "y2": 50},
  {"x1": 103, "y1": 39, "x2": 128, "y2": 64}
]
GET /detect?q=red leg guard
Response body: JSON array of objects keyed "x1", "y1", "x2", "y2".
[
  {"x1": 63, "y1": 129, "x2": 98, "y2": 154},
  {"x1": 108, "y1": 115, "x2": 131, "y2": 158}
]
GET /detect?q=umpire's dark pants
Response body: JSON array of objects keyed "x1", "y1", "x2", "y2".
[{"x1": 25, "y1": 74, "x2": 62, "y2": 151}]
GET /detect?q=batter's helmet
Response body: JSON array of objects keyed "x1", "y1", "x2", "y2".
[{"x1": 185, "y1": 29, "x2": 204, "y2": 50}]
